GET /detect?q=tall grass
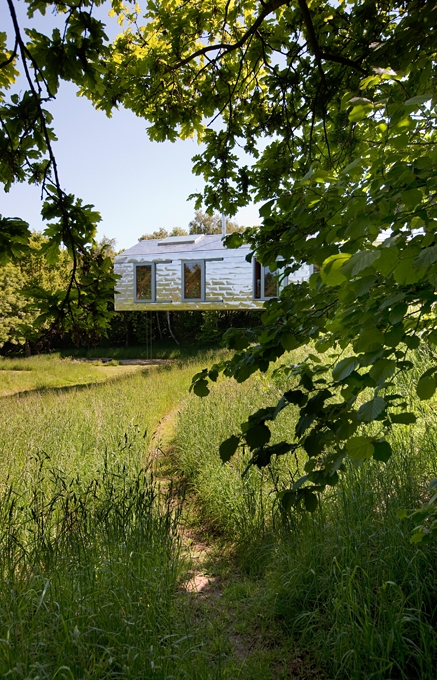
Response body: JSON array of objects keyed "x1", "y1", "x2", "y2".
[
  {"x1": 0, "y1": 453, "x2": 184, "y2": 679},
  {"x1": 173, "y1": 357, "x2": 437, "y2": 678},
  {"x1": 0, "y1": 353, "x2": 231, "y2": 679},
  {"x1": 0, "y1": 353, "x2": 225, "y2": 483}
]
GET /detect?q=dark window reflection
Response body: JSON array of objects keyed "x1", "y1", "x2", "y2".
[
  {"x1": 136, "y1": 265, "x2": 152, "y2": 300},
  {"x1": 184, "y1": 262, "x2": 202, "y2": 299},
  {"x1": 254, "y1": 260, "x2": 261, "y2": 299}
]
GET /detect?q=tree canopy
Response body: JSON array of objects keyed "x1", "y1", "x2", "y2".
[
  {"x1": 138, "y1": 211, "x2": 242, "y2": 239},
  {"x1": 188, "y1": 210, "x2": 242, "y2": 235},
  {"x1": 3, "y1": 0, "x2": 437, "y2": 537},
  {"x1": 139, "y1": 227, "x2": 188, "y2": 241}
]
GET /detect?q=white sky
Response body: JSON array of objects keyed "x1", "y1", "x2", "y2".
[{"x1": 1, "y1": 1, "x2": 261, "y2": 251}]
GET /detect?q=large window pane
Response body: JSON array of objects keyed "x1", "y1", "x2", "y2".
[
  {"x1": 264, "y1": 270, "x2": 278, "y2": 298},
  {"x1": 184, "y1": 262, "x2": 202, "y2": 299},
  {"x1": 136, "y1": 265, "x2": 152, "y2": 300},
  {"x1": 254, "y1": 260, "x2": 278, "y2": 299}
]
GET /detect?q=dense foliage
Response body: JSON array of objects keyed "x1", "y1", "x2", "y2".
[
  {"x1": 0, "y1": 232, "x2": 71, "y2": 349},
  {"x1": 1, "y1": 0, "x2": 117, "y2": 339},
  {"x1": 3, "y1": 0, "x2": 437, "y2": 534}
]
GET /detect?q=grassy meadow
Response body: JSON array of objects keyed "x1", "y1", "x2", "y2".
[
  {"x1": 0, "y1": 351, "x2": 231, "y2": 679},
  {"x1": 0, "y1": 348, "x2": 436, "y2": 678}
]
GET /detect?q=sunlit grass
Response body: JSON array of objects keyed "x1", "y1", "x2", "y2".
[{"x1": 0, "y1": 354, "x2": 135, "y2": 396}]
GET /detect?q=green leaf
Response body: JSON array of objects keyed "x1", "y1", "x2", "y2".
[
  {"x1": 391, "y1": 412, "x2": 417, "y2": 424},
  {"x1": 404, "y1": 94, "x2": 432, "y2": 107},
  {"x1": 219, "y1": 435, "x2": 240, "y2": 463},
  {"x1": 193, "y1": 379, "x2": 210, "y2": 397},
  {"x1": 281, "y1": 332, "x2": 297, "y2": 351},
  {"x1": 358, "y1": 396, "x2": 386, "y2": 422},
  {"x1": 401, "y1": 188, "x2": 422, "y2": 210},
  {"x1": 224, "y1": 232, "x2": 244, "y2": 249},
  {"x1": 341, "y1": 250, "x2": 380, "y2": 278},
  {"x1": 279, "y1": 490, "x2": 297, "y2": 512},
  {"x1": 414, "y1": 245, "x2": 437, "y2": 269},
  {"x1": 355, "y1": 328, "x2": 384, "y2": 353},
  {"x1": 348, "y1": 101, "x2": 374, "y2": 122},
  {"x1": 304, "y1": 491, "x2": 318, "y2": 513},
  {"x1": 416, "y1": 376, "x2": 436, "y2": 400},
  {"x1": 295, "y1": 415, "x2": 314, "y2": 438},
  {"x1": 346, "y1": 436, "x2": 374, "y2": 460},
  {"x1": 369, "y1": 359, "x2": 396, "y2": 384},
  {"x1": 405, "y1": 335, "x2": 420, "y2": 350},
  {"x1": 375, "y1": 247, "x2": 398, "y2": 275},
  {"x1": 284, "y1": 389, "x2": 307, "y2": 406},
  {"x1": 410, "y1": 532, "x2": 425, "y2": 544},
  {"x1": 373, "y1": 440, "x2": 392, "y2": 462},
  {"x1": 259, "y1": 199, "x2": 275, "y2": 217},
  {"x1": 332, "y1": 356, "x2": 360, "y2": 382},
  {"x1": 427, "y1": 330, "x2": 437, "y2": 345},
  {"x1": 245, "y1": 423, "x2": 271, "y2": 449},
  {"x1": 393, "y1": 258, "x2": 420, "y2": 285},
  {"x1": 388, "y1": 303, "x2": 408, "y2": 325},
  {"x1": 312, "y1": 169, "x2": 337, "y2": 182},
  {"x1": 321, "y1": 253, "x2": 351, "y2": 286},
  {"x1": 304, "y1": 430, "x2": 326, "y2": 457},
  {"x1": 384, "y1": 325, "x2": 405, "y2": 347}
]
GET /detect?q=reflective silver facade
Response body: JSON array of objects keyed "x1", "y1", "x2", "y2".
[{"x1": 114, "y1": 234, "x2": 312, "y2": 311}]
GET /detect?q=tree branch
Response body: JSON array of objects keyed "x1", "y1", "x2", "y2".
[
  {"x1": 174, "y1": 0, "x2": 367, "y2": 80},
  {"x1": 0, "y1": 36, "x2": 18, "y2": 69},
  {"x1": 6, "y1": 0, "x2": 81, "y2": 326},
  {"x1": 298, "y1": 0, "x2": 367, "y2": 75},
  {"x1": 319, "y1": 50, "x2": 367, "y2": 75},
  {"x1": 297, "y1": 0, "x2": 325, "y2": 80},
  {"x1": 173, "y1": 0, "x2": 288, "y2": 68}
]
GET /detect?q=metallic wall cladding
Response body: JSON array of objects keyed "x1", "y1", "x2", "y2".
[{"x1": 114, "y1": 248, "x2": 312, "y2": 311}]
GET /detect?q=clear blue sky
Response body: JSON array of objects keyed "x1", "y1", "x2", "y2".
[{"x1": 1, "y1": 2, "x2": 261, "y2": 251}]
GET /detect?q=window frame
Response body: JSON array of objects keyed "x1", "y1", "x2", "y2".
[
  {"x1": 134, "y1": 262, "x2": 156, "y2": 302},
  {"x1": 181, "y1": 260, "x2": 205, "y2": 302},
  {"x1": 253, "y1": 259, "x2": 280, "y2": 300}
]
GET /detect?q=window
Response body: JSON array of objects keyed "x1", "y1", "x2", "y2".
[
  {"x1": 182, "y1": 261, "x2": 204, "y2": 301},
  {"x1": 135, "y1": 264, "x2": 155, "y2": 301},
  {"x1": 254, "y1": 260, "x2": 279, "y2": 300}
]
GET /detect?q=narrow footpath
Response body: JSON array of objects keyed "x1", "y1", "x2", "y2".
[{"x1": 148, "y1": 409, "x2": 324, "y2": 680}]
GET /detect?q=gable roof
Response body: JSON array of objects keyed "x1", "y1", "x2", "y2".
[{"x1": 115, "y1": 234, "x2": 250, "y2": 259}]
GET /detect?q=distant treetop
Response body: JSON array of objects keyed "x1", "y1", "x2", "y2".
[{"x1": 138, "y1": 211, "x2": 245, "y2": 241}]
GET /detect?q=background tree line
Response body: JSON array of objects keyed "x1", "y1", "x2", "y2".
[{"x1": 0, "y1": 210, "x2": 257, "y2": 354}]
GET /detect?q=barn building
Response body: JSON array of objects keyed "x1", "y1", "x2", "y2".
[{"x1": 114, "y1": 233, "x2": 312, "y2": 312}]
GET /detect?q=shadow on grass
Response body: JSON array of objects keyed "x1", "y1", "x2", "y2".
[{"x1": 0, "y1": 366, "x2": 158, "y2": 400}]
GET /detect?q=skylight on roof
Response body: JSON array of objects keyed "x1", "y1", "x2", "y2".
[{"x1": 157, "y1": 235, "x2": 204, "y2": 246}]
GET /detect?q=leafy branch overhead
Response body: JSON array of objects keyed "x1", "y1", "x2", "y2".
[
  {"x1": 1, "y1": 0, "x2": 117, "y2": 340},
  {"x1": 91, "y1": 0, "x2": 437, "y2": 534}
]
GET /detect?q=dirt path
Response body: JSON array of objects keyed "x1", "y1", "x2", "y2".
[{"x1": 147, "y1": 409, "x2": 324, "y2": 679}]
